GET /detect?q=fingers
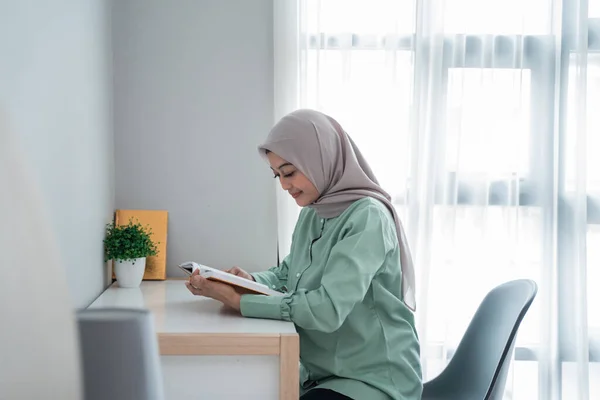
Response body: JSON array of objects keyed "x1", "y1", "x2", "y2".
[
  {"x1": 226, "y1": 266, "x2": 242, "y2": 275},
  {"x1": 186, "y1": 277, "x2": 227, "y2": 300},
  {"x1": 190, "y1": 274, "x2": 208, "y2": 289},
  {"x1": 185, "y1": 281, "x2": 202, "y2": 296},
  {"x1": 187, "y1": 269, "x2": 201, "y2": 290},
  {"x1": 227, "y1": 266, "x2": 254, "y2": 281}
]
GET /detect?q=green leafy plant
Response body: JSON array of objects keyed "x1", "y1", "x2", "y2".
[{"x1": 103, "y1": 218, "x2": 159, "y2": 262}]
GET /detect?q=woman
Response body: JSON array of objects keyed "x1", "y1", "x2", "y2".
[{"x1": 185, "y1": 109, "x2": 422, "y2": 400}]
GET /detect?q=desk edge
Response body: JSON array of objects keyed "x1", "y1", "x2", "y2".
[{"x1": 158, "y1": 333, "x2": 289, "y2": 356}]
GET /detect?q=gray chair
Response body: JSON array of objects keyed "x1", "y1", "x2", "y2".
[
  {"x1": 76, "y1": 308, "x2": 165, "y2": 400},
  {"x1": 421, "y1": 279, "x2": 538, "y2": 400}
]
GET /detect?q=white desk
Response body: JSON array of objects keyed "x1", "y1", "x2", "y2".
[{"x1": 89, "y1": 280, "x2": 299, "y2": 400}]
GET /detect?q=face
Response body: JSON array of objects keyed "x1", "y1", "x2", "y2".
[{"x1": 267, "y1": 151, "x2": 320, "y2": 207}]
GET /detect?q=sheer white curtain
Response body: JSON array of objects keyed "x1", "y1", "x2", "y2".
[{"x1": 273, "y1": 0, "x2": 600, "y2": 398}]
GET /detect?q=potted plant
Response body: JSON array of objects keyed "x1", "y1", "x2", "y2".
[{"x1": 103, "y1": 217, "x2": 159, "y2": 288}]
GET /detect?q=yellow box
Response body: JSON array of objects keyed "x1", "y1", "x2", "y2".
[{"x1": 112, "y1": 209, "x2": 168, "y2": 280}]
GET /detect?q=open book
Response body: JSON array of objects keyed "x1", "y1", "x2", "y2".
[{"x1": 178, "y1": 261, "x2": 285, "y2": 297}]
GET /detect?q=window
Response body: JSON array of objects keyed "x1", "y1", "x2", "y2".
[{"x1": 298, "y1": 0, "x2": 600, "y2": 397}]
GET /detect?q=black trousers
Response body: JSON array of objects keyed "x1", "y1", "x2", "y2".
[{"x1": 299, "y1": 388, "x2": 353, "y2": 400}]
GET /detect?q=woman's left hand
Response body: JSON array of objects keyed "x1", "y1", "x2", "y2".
[{"x1": 185, "y1": 269, "x2": 241, "y2": 311}]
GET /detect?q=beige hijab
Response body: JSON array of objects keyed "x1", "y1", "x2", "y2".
[{"x1": 258, "y1": 109, "x2": 416, "y2": 311}]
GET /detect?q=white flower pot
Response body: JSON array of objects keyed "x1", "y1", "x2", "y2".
[{"x1": 114, "y1": 257, "x2": 146, "y2": 288}]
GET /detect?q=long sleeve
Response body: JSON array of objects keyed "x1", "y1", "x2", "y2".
[
  {"x1": 250, "y1": 255, "x2": 290, "y2": 291},
  {"x1": 240, "y1": 204, "x2": 395, "y2": 333}
]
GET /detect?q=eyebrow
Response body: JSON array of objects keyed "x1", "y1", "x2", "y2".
[{"x1": 270, "y1": 162, "x2": 293, "y2": 171}]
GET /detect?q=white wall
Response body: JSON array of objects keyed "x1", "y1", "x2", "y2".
[
  {"x1": 0, "y1": 0, "x2": 114, "y2": 308},
  {"x1": 112, "y1": 0, "x2": 278, "y2": 275}
]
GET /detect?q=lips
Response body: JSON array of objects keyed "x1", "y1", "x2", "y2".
[{"x1": 291, "y1": 192, "x2": 302, "y2": 199}]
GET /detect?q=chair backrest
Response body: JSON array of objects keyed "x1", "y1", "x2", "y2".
[
  {"x1": 424, "y1": 279, "x2": 538, "y2": 400},
  {"x1": 76, "y1": 308, "x2": 164, "y2": 400}
]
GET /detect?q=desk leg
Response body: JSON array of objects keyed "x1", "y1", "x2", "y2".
[{"x1": 279, "y1": 334, "x2": 299, "y2": 400}]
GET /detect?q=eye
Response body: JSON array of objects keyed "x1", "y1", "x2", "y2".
[{"x1": 273, "y1": 171, "x2": 295, "y2": 179}]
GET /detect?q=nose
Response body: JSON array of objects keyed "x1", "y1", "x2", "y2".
[{"x1": 279, "y1": 177, "x2": 292, "y2": 191}]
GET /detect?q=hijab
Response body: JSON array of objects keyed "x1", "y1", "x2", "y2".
[{"x1": 258, "y1": 109, "x2": 416, "y2": 311}]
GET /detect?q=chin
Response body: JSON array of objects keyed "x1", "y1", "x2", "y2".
[
  {"x1": 294, "y1": 197, "x2": 309, "y2": 207},
  {"x1": 296, "y1": 197, "x2": 318, "y2": 207}
]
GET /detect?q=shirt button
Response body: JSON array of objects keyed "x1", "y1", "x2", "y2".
[
  {"x1": 296, "y1": 273, "x2": 301, "y2": 277},
  {"x1": 272, "y1": 285, "x2": 276, "y2": 288}
]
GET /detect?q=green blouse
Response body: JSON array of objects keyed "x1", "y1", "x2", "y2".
[{"x1": 240, "y1": 197, "x2": 422, "y2": 400}]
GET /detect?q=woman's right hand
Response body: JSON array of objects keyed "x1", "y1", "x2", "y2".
[{"x1": 226, "y1": 266, "x2": 255, "y2": 281}]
